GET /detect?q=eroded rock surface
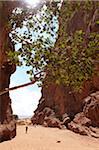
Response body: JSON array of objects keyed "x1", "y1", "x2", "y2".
[
  {"x1": 84, "y1": 91, "x2": 99, "y2": 127},
  {"x1": 0, "y1": 1, "x2": 17, "y2": 142},
  {"x1": 0, "y1": 121, "x2": 16, "y2": 142},
  {"x1": 32, "y1": 2, "x2": 99, "y2": 137},
  {"x1": 0, "y1": 58, "x2": 16, "y2": 143},
  {"x1": 68, "y1": 92, "x2": 99, "y2": 138},
  {"x1": 32, "y1": 107, "x2": 63, "y2": 129}
]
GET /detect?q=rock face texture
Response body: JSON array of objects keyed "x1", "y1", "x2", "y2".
[
  {"x1": 68, "y1": 92, "x2": 99, "y2": 138},
  {"x1": 32, "y1": 2, "x2": 99, "y2": 137},
  {"x1": 0, "y1": 2, "x2": 17, "y2": 142},
  {"x1": 84, "y1": 92, "x2": 99, "y2": 127},
  {"x1": 0, "y1": 62, "x2": 16, "y2": 142}
]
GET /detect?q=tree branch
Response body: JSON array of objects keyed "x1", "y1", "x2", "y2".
[
  {"x1": 0, "y1": 71, "x2": 44, "y2": 96},
  {"x1": 0, "y1": 79, "x2": 37, "y2": 96}
]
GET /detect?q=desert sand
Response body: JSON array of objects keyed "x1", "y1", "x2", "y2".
[{"x1": 0, "y1": 125, "x2": 99, "y2": 150}]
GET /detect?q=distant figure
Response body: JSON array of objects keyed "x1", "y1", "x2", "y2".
[{"x1": 25, "y1": 126, "x2": 28, "y2": 134}]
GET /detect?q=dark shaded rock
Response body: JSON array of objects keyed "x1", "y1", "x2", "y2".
[
  {"x1": 89, "y1": 126, "x2": 99, "y2": 138},
  {"x1": 62, "y1": 113, "x2": 71, "y2": 126},
  {"x1": 68, "y1": 112, "x2": 92, "y2": 135},
  {"x1": 68, "y1": 122, "x2": 88, "y2": 136},
  {"x1": 44, "y1": 116, "x2": 62, "y2": 129},
  {"x1": 0, "y1": 62, "x2": 16, "y2": 143},
  {"x1": 31, "y1": 112, "x2": 44, "y2": 125},
  {"x1": 0, "y1": 2, "x2": 17, "y2": 142},
  {"x1": 83, "y1": 92, "x2": 99, "y2": 127},
  {"x1": 62, "y1": 117, "x2": 71, "y2": 126},
  {"x1": 32, "y1": 107, "x2": 63, "y2": 129},
  {"x1": 31, "y1": 107, "x2": 55, "y2": 125},
  {"x1": 43, "y1": 107, "x2": 55, "y2": 117},
  {"x1": 73, "y1": 112, "x2": 92, "y2": 127},
  {"x1": 68, "y1": 91, "x2": 99, "y2": 137},
  {"x1": 0, "y1": 121, "x2": 16, "y2": 142}
]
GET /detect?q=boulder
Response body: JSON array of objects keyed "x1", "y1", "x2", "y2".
[
  {"x1": 83, "y1": 92, "x2": 99, "y2": 127},
  {"x1": 44, "y1": 116, "x2": 62, "y2": 129},
  {"x1": 31, "y1": 107, "x2": 55, "y2": 125},
  {"x1": 68, "y1": 122, "x2": 88, "y2": 136},
  {"x1": 32, "y1": 107, "x2": 63, "y2": 129},
  {"x1": 73, "y1": 112, "x2": 92, "y2": 127},
  {"x1": 68, "y1": 94, "x2": 99, "y2": 138},
  {"x1": 0, "y1": 121, "x2": 16, "y2": 142},
  {"x1": 62, "y1": 113, "x2": 71, "y2": 126}
]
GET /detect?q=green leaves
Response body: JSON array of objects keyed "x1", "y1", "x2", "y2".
[
  {"x1": 8, "y1": 3, "x2": 59, "y2": 82},
  {"x1": 7, "y1": 50, "x2": 22, "y2": 66},
  {"x1": 44, "y1": 29, "x2": 98, "y2": 91},
  {"x1": 96, "y1": 20, "x2": 99, "y2": 25},
  {"x1": 8, "y1": 1, "x2": 98, "y2": 91}
]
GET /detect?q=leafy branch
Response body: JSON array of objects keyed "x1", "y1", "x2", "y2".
[{"x1": 7, "y1": 1, "x2": 99, "y2": 92}]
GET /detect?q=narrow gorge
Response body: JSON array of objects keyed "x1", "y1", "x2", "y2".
[{"x1": 0, "y1": 1, "x2": 99, "y2": 143}]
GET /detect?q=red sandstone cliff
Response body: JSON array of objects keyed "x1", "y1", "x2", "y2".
[
  {"x1": 0, "y1": 1, "x2": 21, "y2": 142},
  {"x1": 31, "y1": 2, "x2": 99, "y2": 137}
]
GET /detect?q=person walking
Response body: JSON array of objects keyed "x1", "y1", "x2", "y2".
[{"x1": 25, "y1": 126, "x2": 28, "y2": 134}]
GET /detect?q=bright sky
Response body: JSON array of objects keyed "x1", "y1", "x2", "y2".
[
  {"x1": 25, "y1": 0, "x2": 41, "y2": 7},
  {"x1": 10, "y1": 66, "x2": 41, "y2": 118}
]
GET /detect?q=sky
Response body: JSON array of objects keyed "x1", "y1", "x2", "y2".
[{"x1": 10, "y1": 66, "x2": 41, "y2": 118}]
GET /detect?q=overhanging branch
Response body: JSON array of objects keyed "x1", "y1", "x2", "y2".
[
  {"x1": 0, "y1": 78, "x2": 37, "y2": 96},
  {"x1": 0, "y1": 71, "x2": 44, "y2": 96}
]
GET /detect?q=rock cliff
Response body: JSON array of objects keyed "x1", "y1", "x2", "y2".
[
  {"x1": 32, "y1": 2, "x2": 99, "y2": 137},
  {"x1": 0, "y1": 1, "x2": 17, "y2": 142}
]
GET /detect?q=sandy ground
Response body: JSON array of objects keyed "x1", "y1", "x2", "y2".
[{"x1": 0, "y1": 125, "x2": 99, "y2": 150}]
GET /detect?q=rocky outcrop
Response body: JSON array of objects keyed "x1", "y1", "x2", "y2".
[
  {"x1": 32, "y1": 2, "x2": 99, "y2": 137},
  {"x1": 84, "y1": 91, "x2": 99, "y2": 127},
  {"x1": 0, "y1": 120, "x2": 16, "y2": 142},
  {"x1": 32, "y1": 107, "x2": 63, "y2": 129},
  {"x1": 32, "y1": 90, "x2": 99, "y2": 137},
  {"x1": 0, "y1": 1, "x2": 17, "y2": 142},
  {"x1": 68, "y1": 92, "x2": 99, "y2": 138},
  {"x1": 0, "y1": 45, "x2": 16, "y2": 143}
]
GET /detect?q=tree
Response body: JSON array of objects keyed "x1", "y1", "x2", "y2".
[
  {"x1": 7, "y1": 0, "x2": 99, "y2": 92},
  {"x1": 0, "y1": 0, "x2": 60, "y2": 96},
  {"x1": 0, "y1": 0, "x2": 48, "y2": 123}
]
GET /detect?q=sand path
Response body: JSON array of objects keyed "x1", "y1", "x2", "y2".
[{"x1": 0, "y1": 125, "x2": 99, "y2": 150}]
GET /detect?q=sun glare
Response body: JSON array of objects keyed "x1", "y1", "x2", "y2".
[{"x1": 25, "y1": 0, "x2": 41, "y2": 7}]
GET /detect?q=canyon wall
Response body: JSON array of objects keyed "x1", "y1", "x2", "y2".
[
  {"x1": 0, "y1": 1, "x2": 17, "y2": 142},
  {"x1": 32, "y1": 2, "x2": 99, "y2": 137}
]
